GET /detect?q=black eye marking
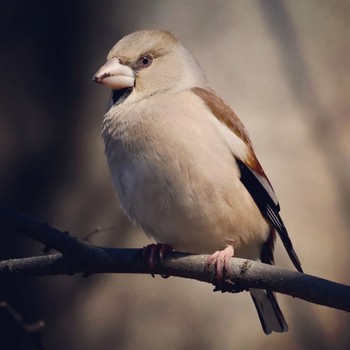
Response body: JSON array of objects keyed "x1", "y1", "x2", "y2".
[{"x1": 137, "y1": 54, "x2": 153, "y2": 68}]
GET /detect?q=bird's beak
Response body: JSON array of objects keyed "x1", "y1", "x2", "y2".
[{"x1": 93, "y1": 58, "x2": 134, "y2": 89}]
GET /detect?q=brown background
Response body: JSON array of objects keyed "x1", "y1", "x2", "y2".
[{"x1": 0, "y1": 1, "x2": 349, "y2": 349}]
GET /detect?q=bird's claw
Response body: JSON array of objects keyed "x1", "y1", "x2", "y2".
[
  {"x1": 142, "y1": 243, "x2": 173, "y2": 272},
  {"x1": 206, "y1": 245, "x2": 234, "y2": 286}
]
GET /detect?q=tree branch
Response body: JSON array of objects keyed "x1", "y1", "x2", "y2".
[{"x1": 1, "y1": 204, "x2": 349, "y2": 312}]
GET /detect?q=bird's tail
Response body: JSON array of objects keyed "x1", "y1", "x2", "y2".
[{"x1": 250, "y1": 288, "x2": 288, "y2": 334}]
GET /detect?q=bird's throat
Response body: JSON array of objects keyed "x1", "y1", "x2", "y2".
[{"x1": 108, "y1": 88, "x2": 133, "y2": 109}]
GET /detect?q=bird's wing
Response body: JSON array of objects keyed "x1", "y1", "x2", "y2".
[{"x1": 192, "y1": 87, "x2": 302, "y2": 272}]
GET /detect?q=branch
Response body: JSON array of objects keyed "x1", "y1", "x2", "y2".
[{"x1": 1, "y1": 204, "x2": 350, "y2": 312}]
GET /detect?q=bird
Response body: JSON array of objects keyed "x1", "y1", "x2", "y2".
[{"x1": 93, "y1": 29, "x2": 303, "y2": 335}]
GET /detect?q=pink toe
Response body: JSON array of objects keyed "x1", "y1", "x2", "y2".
[{"x1": 207, "y1": 245, "x2": 234, "y2": 283}]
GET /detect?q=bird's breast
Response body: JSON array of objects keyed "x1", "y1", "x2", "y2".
[{"x1": 102, "y1": 92, "x2": 269, "y2": 255}]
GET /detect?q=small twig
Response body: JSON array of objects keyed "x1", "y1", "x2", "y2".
[
  {"x1": 0, "y1": 299, "x2": 46, "y2": 350},
  {"x1": 81, "y1": 225, "x2": 115, "y2": 242}
]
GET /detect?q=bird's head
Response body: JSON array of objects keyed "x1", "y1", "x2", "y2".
[{"x1": 93, "y1": 30, "x2": 207, "y2": 103}]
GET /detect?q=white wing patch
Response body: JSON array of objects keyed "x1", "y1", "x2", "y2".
[{"x1": 205, "y1": 108, "x2": 250, "y2": 162}]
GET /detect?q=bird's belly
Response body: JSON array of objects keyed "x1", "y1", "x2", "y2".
[
  {"x1": 104, "y1": 97, "x2": 270, "y2": 258},
  {"x1": 108, "y1": 141, "x2": 269, "y2": 257}
]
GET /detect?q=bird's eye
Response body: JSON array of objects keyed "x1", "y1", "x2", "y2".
[{"x1": 138, "y1": 55, "x2": 153, "y2": 68}]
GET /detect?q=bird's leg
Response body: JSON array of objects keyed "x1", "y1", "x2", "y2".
[
  {"x1": 207, "y1": 245, "x2": 234, "y2": 284},
  {"x1": 142, "y1": 243, "x2": 173, "y2": 271}
]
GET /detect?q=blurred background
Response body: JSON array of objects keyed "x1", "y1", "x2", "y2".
[{"x1": 0, "y1": 0, "x2": 349, "y2": 349}]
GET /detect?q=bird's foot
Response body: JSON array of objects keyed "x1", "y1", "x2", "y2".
[
  {"x1": 142, "y1": 243, "x2": 173, "y2": 272},
  {"x1": 206, "y1": 245, "x2": 234, "y2": 286}
]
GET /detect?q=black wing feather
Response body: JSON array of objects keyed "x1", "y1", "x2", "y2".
[{"x1": 236, "y1": 159, "x2": 303, "y2": 273}]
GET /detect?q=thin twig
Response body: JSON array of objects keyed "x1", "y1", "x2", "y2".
[{"x1": 0, "y1": 298, "x2": 46, "y2": 350}]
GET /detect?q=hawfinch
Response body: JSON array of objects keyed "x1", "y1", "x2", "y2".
[{"x1": 93, "y1": 30, "x2": 302, "y2": 334}]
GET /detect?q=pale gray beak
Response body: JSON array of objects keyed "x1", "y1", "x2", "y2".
[{"x1": 93, "y1": 58, "x2": 134, "y2": 89}]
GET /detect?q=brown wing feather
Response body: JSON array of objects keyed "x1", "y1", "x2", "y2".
[
  {"x1": 191, "y1": 87, "x2": 266, "y2": 176},
  {"x1": 192, "y1": 87, "x2": 302, "y2": 272}
]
